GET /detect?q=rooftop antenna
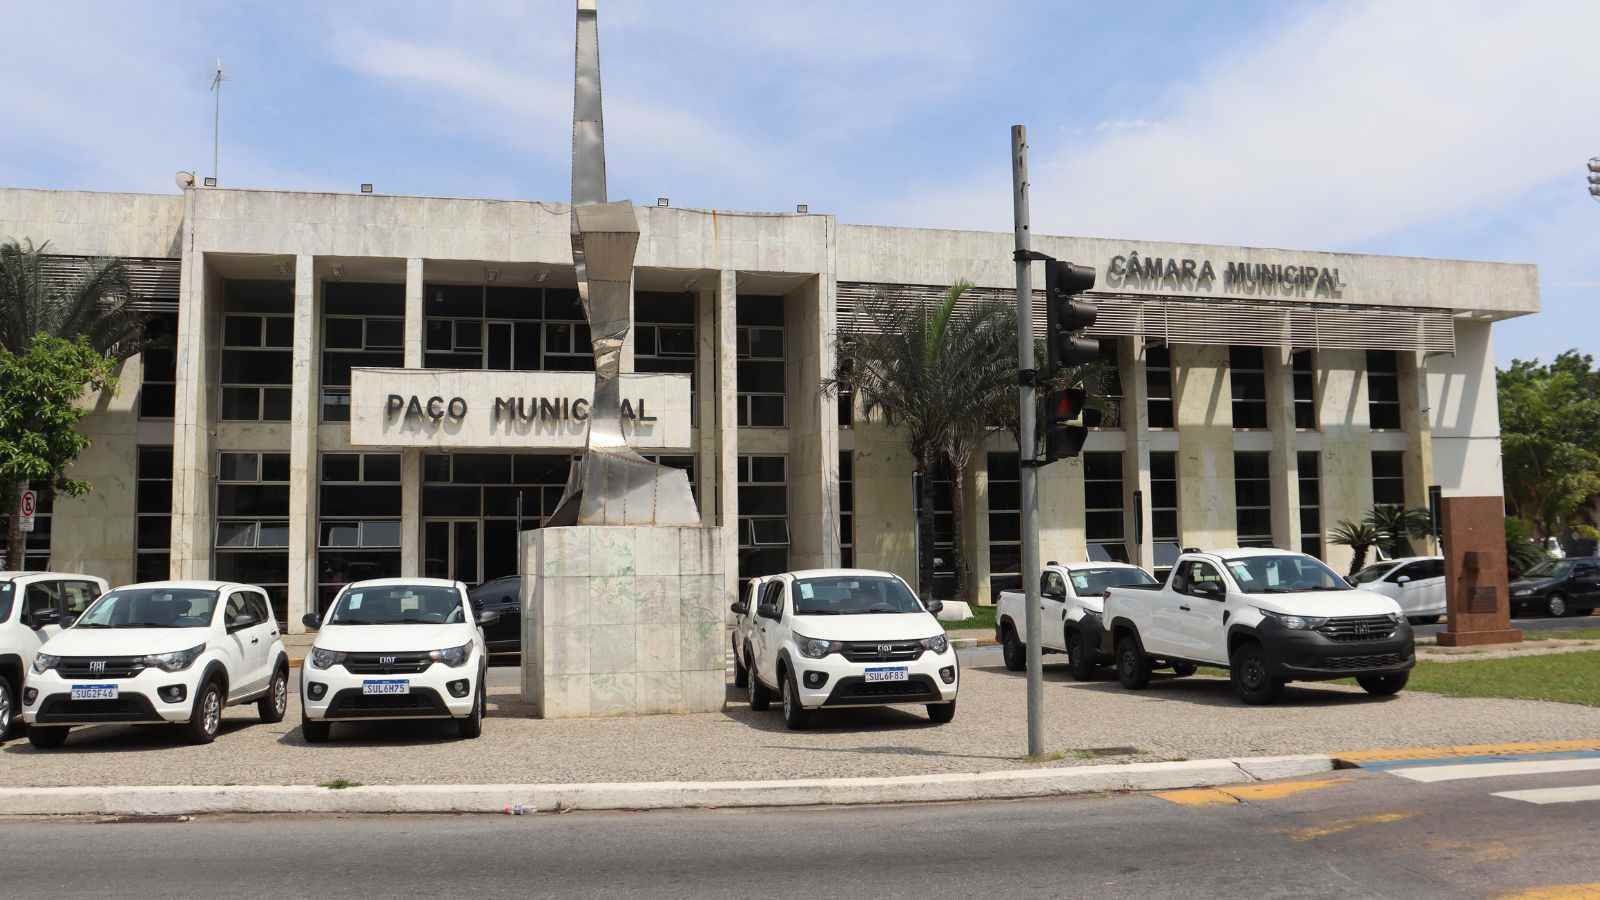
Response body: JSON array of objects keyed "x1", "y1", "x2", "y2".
[{"x1": 209, "y1": 59, "x2": 225, "y2": 184}]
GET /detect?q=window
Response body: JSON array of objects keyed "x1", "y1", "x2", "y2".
[
  {"x1": 1096, "y1": 339, "x2": 1123, "y2": 429},
  {"x1": 1367, "y1": 350, "x2": 1402, "y2": 430},
  {"x1": 0, "y1": 481, "x2": 52, "y2": 570},
  {"x1": 422, "y1": 453, "x2": 577, "y2": 590},
  {"x1": 913, "y1": 461, "x2": 957, "y2": 599},
  {"x1": 636, "y1": 292, "x2": 697, "y2": 425},
  {"x1": 61, "y1": 581, "x2": 100, "y2": 619},
  {"x1": 214, "y1": 451, "x2": 290, "y2": 623},
  {"x1": 136, "y1": 446, "x2": 173, "y2": 582},
  {"x1": 1172, "y1": 560, "x2": 1225, "y2": 597},
  {"x1": 738, "y1": 455, "x2": 789, "y2": 580},
  {"x1": 1146, "y1": 344, "x2": 1173, "y2": 428},
  {"x1": 317, "y1": 452, "x2": 403, "y2": 613},
  {"x1": 220, "y1": 306, "x2": 293, "y2": 422},
  {"x1": 25, "y1": 582, "x2": 59, "y2": 621},
  {"x1": 321, "y1": 283, "x2": 404, "y2": 422},
  {"x1": 1292, "y1": 350, "x2": 1316, "y2": 429},
  {"x1": 1234, "y1": 451, "x2": 1273, "y2": 547},
  {"x1": 139, "y1": 312, "x2": 179, "y2": 419},
  {"x1": 1229, "y1": 345, "x2": 1268, "y2": 429},
  {"x1": 1298, "y1": 451, "x2": 1323, "y2": 558},
  {"x1": 737, "y1": 295, "x2": 786, "y2": 427},
  {"x1": 1084, "y1": 452, "x2": 1127, "y2": 562},
  {"x1": 424, "y1": 285, "x2": 592, "y2": 373},
  {"x1": 1042, "y1": 569, "x2": 1068, "y2": 599},
  {"x1": 839, "y1": 451, "x2": 854, "y2": 568},
  {"x1": 1150, "y1": 451, "x2": 1180, "y2": 577},
  {"x1": 987, "y1": 453, "x2": 1021, "y2": 600},
  {"x1": 1372, "y1": 451, "x2": 1406, "y2": 507}
]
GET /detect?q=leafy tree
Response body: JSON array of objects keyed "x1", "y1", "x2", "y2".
[
  {"x1": 1497, "y1": 352, "x2": 1600, "y2": 540},
  {"x1": 1504, "y1": 516, "x2": 1547, "y2": 577},
  {"x1": 1363, "y1": 505, "x2": 1434, "y2": 558},
  {"x1": 1329, "y1": 520, "x2": 1380, "y2": 577},
  {"x1": 0, "y1": 336, "x2": 116, "y2": 567},
  {"x1": 0, "y1": 239, "x2": 147, "y2": 568}
]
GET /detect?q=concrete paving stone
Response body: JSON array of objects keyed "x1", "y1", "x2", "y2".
[{"x1": 3, "y1": 655, "x2": 1599, "y2": 788}]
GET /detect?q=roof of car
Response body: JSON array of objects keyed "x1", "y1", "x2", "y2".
[
  {"x1": 118, "y1": 580, "x2": 238, "y2": 591},
  {"x1": 1367, "y1": 556, "x2": 1444, "y2": 567},
  {"x1": 0, "y1": 571, "x2": 100, "y2": 582},
  {"x1": 345, "y1": 577, "x2": 464, "y2": 590},
  {"x1": 1202, "y1": 548, "x2": 1311, "y2": 561},
  {"x1": 1058, "y1": 561, "x2": 1144, "y2": 571},
  {"x1": 785, "y1": 568, "x2": 901, "y2": 581}
]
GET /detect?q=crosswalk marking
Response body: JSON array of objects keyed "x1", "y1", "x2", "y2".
[
  {"x1": 1492, "y1": 785, "x2": 1600, "y2": 806},
  {"x1": 1388, "y1": 757, "x2": 1600, "y2": 783}
]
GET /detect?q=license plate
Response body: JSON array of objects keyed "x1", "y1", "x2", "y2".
[
  {"x1": 362, "y1": 679, "x2": 409, "y2": 695},
  {"x1": 864, "y1": 666, "x2": 909, "y2": 683},
  {"x1": 70, "y1": 684, "x2": 118, "y2": 701}
]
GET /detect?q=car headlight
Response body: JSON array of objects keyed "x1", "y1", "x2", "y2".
[
  {"x1": 1261, "y1": 610, "x2": 1328, "y2": 630},
  {"x1": 794, "y1": 634, "x2": 841, "y2": 659},
  {"x1": 429, "y1": 642, "x2": 473, "y2": 668},
  {"x1": 921, "y1": 634, "x2": 949, "y2": 654},
  {"x1": 1513, "y1": 588, "x2": 1533, "y2": 598},
  {"x1": 310, "y1": 648, "x2": 346, "y2": 670},
  {"x1": 143, "y1": 644, "x2": 206, "y2": 673},
  {"x1": 32, "y1": 652, "x2": 60, "y2": 675}
]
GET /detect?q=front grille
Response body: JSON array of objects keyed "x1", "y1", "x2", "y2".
[
  {"x1": 325, "y1": 687, "x2": 449, "y2": 719},
  {"x1": 839, "y1": 641, "x2": 924, "y2": 663},
  {"x1": 1323, "y1": 653, "x2": 1409, "y2": 671},
  {"x1": 825, "y1": 675, "x2": 941, "y2": 705},
  {"x1": 35, "y1": 693, "x2": 162, "y2": 723},
  {"x1": 342, "y1": 652, "x2": 432, "y2": 675},
  {"x1": 1317, "y1": 616, "x2": 1398, "y2": 643},
  {"x1": 56, "y1": 657, "x2": 147, "y2": 679}
]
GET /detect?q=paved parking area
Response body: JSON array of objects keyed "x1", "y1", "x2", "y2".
[{"x1": 4, "y1": 648, "x2": 1599, "y2": 787}]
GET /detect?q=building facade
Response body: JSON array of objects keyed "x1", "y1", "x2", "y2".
[{"x1": 0, "y1": 186, "x2": 1538, "y2": 626}]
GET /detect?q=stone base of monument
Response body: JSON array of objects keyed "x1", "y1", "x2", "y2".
[{"x1": 519, "y1": 525, "x2": 726, "y2": 717}]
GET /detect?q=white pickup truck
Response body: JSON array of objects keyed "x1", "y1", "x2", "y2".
[
  {"x1": 1100, "y1": 548, "x2": 1415, "y2": 705},
  {"x1": 995, "y1": 561, "x2": 1160, "y2": 681}
]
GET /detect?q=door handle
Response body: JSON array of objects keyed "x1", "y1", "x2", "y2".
[
  {"x1": 1178, "y1": 605, "x2": 1191, "y2": 611},
  {"x1": 251, "y1": 637, "x2": 260, "y2": 644}
]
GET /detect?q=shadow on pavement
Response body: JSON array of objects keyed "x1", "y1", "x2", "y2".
[{"x1": 1, "y1": 718, "x2": 258, "y2": 754}]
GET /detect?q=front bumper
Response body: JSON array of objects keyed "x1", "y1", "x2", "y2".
[
  {"x1": 1073, "y1": 612, "x2": 1112, "y2": 662},
  {"x1": 300, "y1": 659, "x2": 479, "y2": 721},
  {"x1": 1261, "y1": 621, "x2": 1416, "y2": 682},
  {"x1": 791, "y1": 646, "x2": 959, "y2": 710},
  {"x1": 21, "y1": 667, "x2": 202, "y2": 726}
]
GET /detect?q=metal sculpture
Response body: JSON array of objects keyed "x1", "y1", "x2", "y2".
[{"x1": 546, "y1": 0, "x2": 700, "y2": 527}]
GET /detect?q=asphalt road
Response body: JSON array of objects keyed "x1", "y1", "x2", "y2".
[
  {"x1": 6, "y1": 763, "x2": 1599, "y2": 899},
  {"x1": 1412, "y1": 612, "x2": 1598, "y2": 639}
]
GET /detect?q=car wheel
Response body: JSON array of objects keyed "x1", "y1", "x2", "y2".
[
  {"x1": 0, "y1": 674, "x2": 15, "y2": 742},
  {"x1": 747, "y1": 646, "x2": 772, "y2": 711},
  {"x1": 1066, "y1": 632, "x2": 1095, "y2": 681},
  {"x1": 1116, "y1": 634, "x2": 1151, "y2": 690},
  {"x1": 1171, "y1": 663, "x2": 1197, "y2": 677},
  {"x1": 458, "y1": 671, "x2": 485, "y2": 739},
  {"x1": 257, "y1": 664, "x2": 288, "y2": 723},
  {"x1": 1001, "y1": 625, "x2": 1026, "y2": 672},
  {"x1": 926, "y1": 701, "x2": 956, "y2": 724},
  {"x1": 184, "y1": 678, "x2": 224, "y2": 745},
  {"x1": 1547, "y1": 593, "x2": 1570, "y2": 618},
  {"x1": 780, "y1": 669, "x2": 810, "y2": 730},
  {"x1": 26, "y1": 726, "x2": 69, "y2": 749},
  {"x1": 1357, "y1": 672, "x2": 1409, "y2": 696},
  {"x1": 1230, "y1": 642, "x2": 1280, "y2": 705},
  {"x1": 732, "y1": 647, "x2": 749, "y2": 690},
  {"x1": 301, "y1": 710, "x2": 331, "y2": 744}
]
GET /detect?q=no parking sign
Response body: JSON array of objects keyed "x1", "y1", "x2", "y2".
[{"x1": 18, "y1": 490, "x2": 35, "y2": 533}]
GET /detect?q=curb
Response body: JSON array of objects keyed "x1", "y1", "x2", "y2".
[
  {"x1": 0, "y1": 754, "x2": 1332, "y2": 817},
  {"x1": 949, "y1": 637, "x2": 997, "y2": 649}
]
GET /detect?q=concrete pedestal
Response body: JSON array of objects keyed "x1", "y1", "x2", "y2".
[
  {"x1": 519, "y1": 525, "x2": 726, "y2": 717},
  {"x1": 1437, "y1": 496, "x2": 1522, "y2": 647}
]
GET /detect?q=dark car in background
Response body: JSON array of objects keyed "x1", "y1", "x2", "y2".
[
  {"x1": 468, "y1": 576, "x2": 523, "y2": 655},
  {"x1": 1508, "y1": 558, "x2": 1600, "y2": 618}
]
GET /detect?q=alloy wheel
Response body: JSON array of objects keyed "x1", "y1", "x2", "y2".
[
  {"x1": 203, "y1": 689, "x2": 221, "y2": 736},
  {"x1": 782, "y1": 678, "x2": 793, "y2": 718},
  {"x1": 0, "y1": 688, "x2": 11, "y2": 735},
  {"x1": 1549, "y1": 595, "x2": 1568, "y2": 617},
  {"x1": 273, "y1": 674, "x2": 288, "y2": 716}
]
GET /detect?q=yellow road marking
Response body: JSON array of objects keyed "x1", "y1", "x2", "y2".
[
  {"x1": 1336, "y1": 740, "x2": 1600, "y2": 764},
  {"x1": 1155, "y1": 777, "x2": 1349, "y2": 807},
  {"x1": 1289, "y1": 811, "x2": 1414, "y2": 841},
  {"x1": 1495, "y1": 884, "x2": 1600, "y2": 899}
]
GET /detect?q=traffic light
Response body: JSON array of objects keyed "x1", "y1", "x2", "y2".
[
  {"x1": 1042, "y1": 386, "x2": 1101, "y2": 462},
  {"x1": 1044, "y1": 260, "x2": 1098, "y2": 375}
]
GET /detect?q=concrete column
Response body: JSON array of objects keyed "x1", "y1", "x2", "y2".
[
  {"x1": 1119, "y1": 337, "x2": 1155, "y2": 570},
  {"x1": 715, "y1": 270, "x2": 739, "y2": 606},
  {"x1": 852, "y1": 414, "x2": 918, "y2": 586},
  {"x1": 286, "y1": 255, "x2": 320, "y2": 632},
  {"x1": 964, "y1": 454, "x2": 990, "y2": 604},
  {"x1": 1265, "y1": 347, "x2": 1302, "y2": 551},
  {"x1": 1317, "y1": 349, "x2": 1375, "y2": 573},
  {"x1": 1172, "y1": 344, "x2": 1236, "y2": 547},
  {"x1": 1038, "y1": 456, "x2": 1088, "y2": 564},
  {"x1": 782, "y1": 274, "x2": 840, "y2": 570},
  {"x1": 400, "y1": 258, "x2": 424, "y2": 577},
  {"x1": 169, "y1": 208, "x2": 216, "y2": 580},
  {"x1": 1399, "y1": 349, "x2": 1437, "y2": 554},
  {"x1": 695, "y1": 286, "x2": 718, "y2": 518}
]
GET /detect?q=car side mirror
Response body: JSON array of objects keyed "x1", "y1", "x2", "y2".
[
  {"x1": 27, "y1": 607, "x2": 62, "y2": 628},
  {"x1": 476, "y1": 608, "x2": 501, "y2": 627},
  {"x1": 757, "y1": 601, "x2": 781, "y2": 621},
  {"x1": 1195, "y1": 581, "x2": 1224, "y2": 599},
  {"x1": 301, "y1": 612, "x2": 322, "y2": 630},
  {"x1": 730, "y1": 600, "x2": 749, "y2": 616},
  {"x1": 927, "y1": 599, "x2": 945, "y2": 616},
  {"x1": 1396, "y1": 575, "x2": 1411, "y2": 585}
]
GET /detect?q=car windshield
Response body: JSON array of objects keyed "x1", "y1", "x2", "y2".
[
  {"x1": 75, "y1": 588, "x2": 220, "y2": 628},
  {"x1": 328, "y1": 584, "x2": 464, "y2": 625},
  {"x1": 1520, "y1": 560, "x2": 1573, "y2": 579},
  {"x1": 1070, "y1": 568, "x2": 1158, "y2": 595},
  {"x1": 1224, "y1": 555, "x2": 1349, "y2": 593},
  {"x1": 793, "y1": 575, "x2": 925, "y2": 616},
  {"x1": 1351, "y1": 563, "x2": 1396, "y2": 585},
  {"x1": 0, "y1": 582, "x2": 12, "y2": 622}
]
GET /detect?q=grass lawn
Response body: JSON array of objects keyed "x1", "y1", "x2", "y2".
[
  {"x1": 949, "y1": 604, "x2": 997, "y2": 634},
  {"x1": 1525, "y1": 628, "x2": 1600, "y2": 641},
  {"x1": 1404, "y1": 651, "x2": 1600, "y2": 707}
]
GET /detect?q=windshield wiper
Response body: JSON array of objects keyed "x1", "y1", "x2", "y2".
[
  {"x1": 332, "y1": 618, "x2": 374, "y2": 626},
  {"x1": 73, "y1": 622, "x2": 108, "y2": 628},
  {"x1": 795, "y1": 609, "x2": 841, "y2": 615}
]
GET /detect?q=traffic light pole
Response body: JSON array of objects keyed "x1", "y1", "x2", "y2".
[{"x1": 1010, "y1": 124, "x2": 1043, "y2": 759}]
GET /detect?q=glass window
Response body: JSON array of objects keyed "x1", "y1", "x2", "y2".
[
  {"x1": 78, "y1": 587, "x2": 221, "y2": 628},
  {"x1": 1367, "y1": 350, "x2": 1402, "y2": 430},
  {"x1": 221, "y1": 311, "x2": 294, "y2": 422},
  {"x1": 987, "y1": 453, "x2": 1021, "y2": 600},
  {"x1": 138, "y1": 312, "x2": 179, "y2": 419},
  {"x1": 839, "y1": 451, "x2": 854, "y2": 568},
  {"x1": 1084, "y1": 451, "x2": 1127, "y2": 562},
  {"x1": 327, "y1": 583, "x2": 464, "y2": 625},
  {"x1": 738, "y1": 454, "x2": 789, "y2": 581},
  {"x1": 1150, "y1": 451, "x2": 1180, "y2": 577},
  {"x1": 136, "y1": 446, "x2": 173, "y2": 579},
  {"x1": 737, "y1": 295, "x2": 786, "y2": 428},
  {"x1": 1372, "y1": 451, "x2": 1406, "y2": 506},
  {"x1": 1096, "y1": 339, "x2": 1123, "y2": 429},
  {"x1": 1292, "y1": 350, "x2": 1316, "y2": 429},
  {"x1": 215, "y1": 451, "x2": 291, "y2": 623},
  {"x1": 1068, "y1": 566, "x2": 1158, "y2": 595},
  {"x1": 1223, "y1": 554, "x2": 1347, "y2": 592},
  {"x1": 792, "y1": 575, "x2": 921, "y2": 615},
  {"x1": 1146, "y1": 344, "x2": 1174, "y2": 429},
  {"x1": 1234, "y1": 451, "x2": 1273, "y2": 547},
  {"x1": 1229, "y1": 346, "x2": 1268, "y2": 429},
  {"x1": 1298, "y1": 451, "x2": 1322, "y2": 558},
  {"x1": 912, "y1": 461, "x2": 957, "y2": 599}
]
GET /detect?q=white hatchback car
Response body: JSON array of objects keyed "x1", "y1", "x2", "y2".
[
  {"x1": 22, "y1": 581, "x2": 289, "y2": 748},
  {"x1": 0, "y1": 572, "x2": 109, "y2": 742},
  {"x1": 1349, "y1": 556, "x2": 1446, "y2": 624},
  {"x1": 299, "y1": 578, "x2": 496, "y2": 742},
  {"x1": 742, "y1": 568, "x2": 958, "y2": 729}
]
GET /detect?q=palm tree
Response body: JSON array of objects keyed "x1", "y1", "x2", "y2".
[
  {"x1": 0, "y1": 239, "x2": 148, "y2": 568},
  {"x1": 1329, "y1": 520, "x2": 1380, "y2": 577},
  {"x1": 827, "y1": 281, "x2": 1014, "y2": 599},
  {"x1": 1363, "y1": 505, "x2": 1434, "y2": 558}
]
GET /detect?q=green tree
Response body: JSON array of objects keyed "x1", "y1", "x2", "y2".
[
  {"x1": 1504, "y1": 516, "x2": 1547, "y2": 576},
  {"x1": 1363, "y1": 505, "x2": 1434, "y2": 558},
  {"x1": 0, "y1": 239, "x2": 147, "y2": 568},
  {"x1": 1329, "y1": 520, "x2": 1380, "y2": 577},
  {"x1": 1497, "y1": 351, "x2": 1600, "y2": 541},
  {"x1": 827, "y1": 281, "x2": 1014, "y2": 599}
]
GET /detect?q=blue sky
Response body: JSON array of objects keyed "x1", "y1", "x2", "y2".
[{"x1": 4, "y1": 0, "x2": 1596, "y2": 366}]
